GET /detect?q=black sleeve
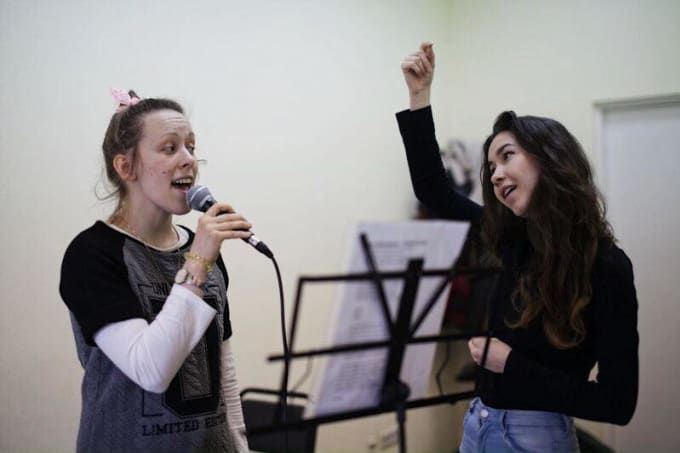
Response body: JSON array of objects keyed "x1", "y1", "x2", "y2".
[
  {"x1": 503, "y1": 247, "x2": 639, "y2": 425},
  {"x1": 59, "y1": 227, "x2": 145, "y2": 345},
  {"x1": 396, "y1": 106, "x2": 483, "y2": 222},
  {"x1": 215, "y1": 254, "x2": 232, "y2": 340}
]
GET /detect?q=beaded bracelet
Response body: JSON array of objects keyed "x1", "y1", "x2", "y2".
[{"x1": 183, "y1": 252, "x2": 214, "y2": 273}]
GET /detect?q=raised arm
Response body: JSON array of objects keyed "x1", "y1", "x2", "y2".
[
  {"x1": 397, "y1": 43, "x2": 482, "y2": 222},
  {"x1": 402, "y1": 42, "x2": 436, "y2": 110}
]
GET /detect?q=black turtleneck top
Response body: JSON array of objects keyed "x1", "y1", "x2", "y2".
[{"x1": 397, "y1": 106, "x2": 638, "y2": 425}]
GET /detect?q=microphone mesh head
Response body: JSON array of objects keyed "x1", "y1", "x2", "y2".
[{"x1": 186, "y1": 185, "x2": 214, "y2": 212}]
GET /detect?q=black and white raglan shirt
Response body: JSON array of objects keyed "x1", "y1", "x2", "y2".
[{"x1": 60, "y1": 221, "x2": 248, "y2": 453}]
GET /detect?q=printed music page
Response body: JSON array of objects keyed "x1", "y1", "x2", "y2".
[{"x1": 305, "y1": 221, "x2": 469, "y2": 417}]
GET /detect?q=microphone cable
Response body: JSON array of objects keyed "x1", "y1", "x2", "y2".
[
  {"x1": 269, "y1": 253, "x2": 290, "y2": 453},
  {"x1": 186, "y1": 186, "x2": 290, "y2": 450}
]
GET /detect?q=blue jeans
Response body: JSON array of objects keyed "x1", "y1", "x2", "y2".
[{"x1": 459, "y1": 398, "x2": 579, "y2": 453}]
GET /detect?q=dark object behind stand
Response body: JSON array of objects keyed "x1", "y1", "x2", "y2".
[
  {"x1": 241, "y1": 389, "x2": 317, "y2": 453},
  {"x1": 576, "y1": 427, "x2": 615, "y2": 453}
]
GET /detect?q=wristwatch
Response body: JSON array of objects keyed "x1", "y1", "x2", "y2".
[{"x1": 174, "y1": 267, "x2": 203, "y2": 289}]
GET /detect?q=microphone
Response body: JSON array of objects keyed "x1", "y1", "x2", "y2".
[{"x1": 186, "y1": 185, "x2": 273, "y2": 259}]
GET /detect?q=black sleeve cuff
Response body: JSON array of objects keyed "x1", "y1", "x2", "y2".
[{"x1": 504, "y1": 348, "x2": 532, "y2": 381}]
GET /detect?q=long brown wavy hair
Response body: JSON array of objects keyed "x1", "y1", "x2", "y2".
[{"x1": 480, "y1": 111, "x2": 614, "y2": 349}]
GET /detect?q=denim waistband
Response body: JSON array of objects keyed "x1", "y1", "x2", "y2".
[{"x1": 469, "y1": 397, "x2": 574, "y2": 430}]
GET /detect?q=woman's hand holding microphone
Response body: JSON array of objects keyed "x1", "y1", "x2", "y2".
[{"x1": 179, "y1": 202, "x2": 252, "y2": 296}]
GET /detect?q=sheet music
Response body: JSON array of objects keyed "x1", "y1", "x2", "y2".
[{"x1": 305, "y1": 221, "x2": 470, "y2": 417}]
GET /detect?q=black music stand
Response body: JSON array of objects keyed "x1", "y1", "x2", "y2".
[{"x1": 246, "y1": 233, "x2": 501, "y2": 453}]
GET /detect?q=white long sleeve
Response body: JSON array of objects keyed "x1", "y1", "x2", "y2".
[
  {"x1": 220, "y1": 340, "x2": 250, "y2": 452},
  {"x1": 94, "y1": 284, "x2": 217, "y2": 393}
]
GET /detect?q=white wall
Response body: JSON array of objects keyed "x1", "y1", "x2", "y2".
[
  {"x1": 2, "y1": 0, "x2": 680, "y2": 452},
  {"x1": 445, "y1": 0, "x2": 680, "y2": 168},
  {"x1": 0, "y1": 1, "x2": 459, "y2": 452}
]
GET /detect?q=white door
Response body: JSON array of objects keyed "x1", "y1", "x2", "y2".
[{"x1": 599, "y1": 97, "x2": 680, "y2": 452}]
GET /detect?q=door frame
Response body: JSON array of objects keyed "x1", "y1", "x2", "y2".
[
  {"x1": 592, "y1": 92, "x2": 680, "y2": 449},
  {"x1": 593, "y1": 93, "x2": 680, "y2": 190}
]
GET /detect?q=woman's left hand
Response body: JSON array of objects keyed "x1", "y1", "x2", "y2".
[{"x1": 468, "y1": 337, "x2": 512, "y2": 374}]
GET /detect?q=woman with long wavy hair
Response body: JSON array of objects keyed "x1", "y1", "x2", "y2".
[{"x1": 397, "y1": 43, "x2": 638, "y2": 453}]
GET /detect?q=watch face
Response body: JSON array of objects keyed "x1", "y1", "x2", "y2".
[{"x1": 174, "y1": 268, "x2": 188, "y2": 284}]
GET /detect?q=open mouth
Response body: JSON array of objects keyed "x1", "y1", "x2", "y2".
[
  {"x1": 502, "y1": 186, "x2": 516, "y2": 199},
  {"x1": 171, "y1": 177, "x2": 194, "y2": 191}
]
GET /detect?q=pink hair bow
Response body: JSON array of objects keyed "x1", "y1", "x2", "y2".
[{"x1": 110, "y1": 87, "x2": 140, "y2": 112}]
